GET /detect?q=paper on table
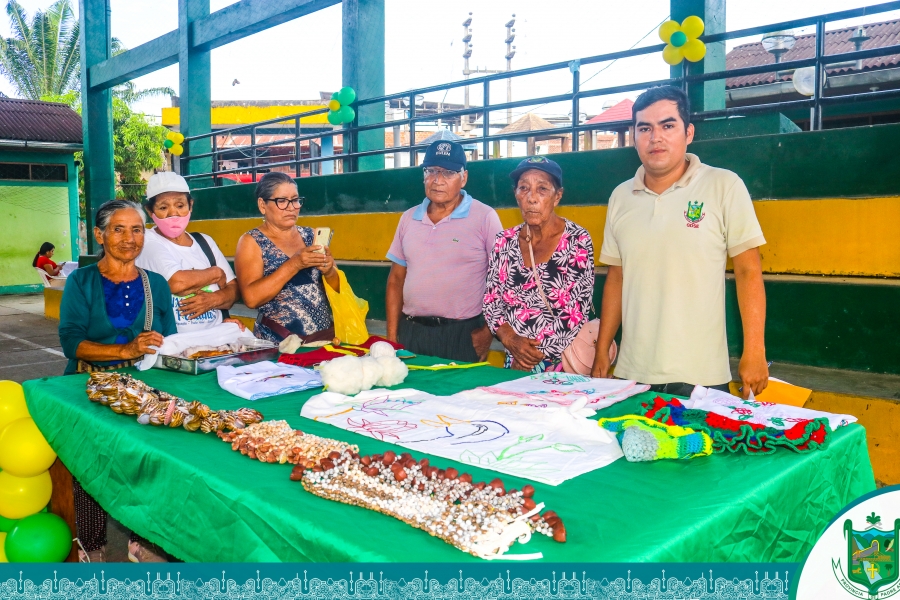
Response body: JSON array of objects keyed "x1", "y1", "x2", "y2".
[
  {"x1": 302, "y1": 388, "x2": 623, "y2": 485},
  {"x1": 754, "y1": 378, "x2": 813, "y2": 407}
]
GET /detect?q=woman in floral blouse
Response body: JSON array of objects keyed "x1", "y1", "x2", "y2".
[{"x1": 483, "y1": 157, "x2": 594, "y2": 372}]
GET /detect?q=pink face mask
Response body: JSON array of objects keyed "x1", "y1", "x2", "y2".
[{"x1": 151, "y1": 212, "x2": 191, "y2": 239}]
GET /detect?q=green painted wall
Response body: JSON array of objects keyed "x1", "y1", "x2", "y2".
[
  {"x1": 0, "y1": 150, "x2": 79, "y2": 291},
  {"x1": 190, "y1": 122, "x2": 900, "y2": 218}
]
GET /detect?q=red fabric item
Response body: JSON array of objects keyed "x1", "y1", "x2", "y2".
[
  {"x1": 277, "y1": 336, "x2": 404, "y2": 367},
  {"x1": 36, "y1": 256, "x2": 57, "y2": 271}
]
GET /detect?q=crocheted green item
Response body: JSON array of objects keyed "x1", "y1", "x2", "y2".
[
  {"x1": 598, "y1": 415, "x2": 713, "y2": 462},
  {"x1": 641, "y1": 397, "x2": 830, "y2": 455}
]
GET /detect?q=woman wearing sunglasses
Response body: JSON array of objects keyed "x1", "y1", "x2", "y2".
[{"x1": 234, "y1": 171, "x2": 339, "y2": 343}]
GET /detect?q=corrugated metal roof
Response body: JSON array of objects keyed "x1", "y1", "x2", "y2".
[
  {"x1": 0, "y1": 98, "x2": 83, "y2": 143},
  {"x1": 726, "y1": 19, "x2": 900, "y2": 89}
]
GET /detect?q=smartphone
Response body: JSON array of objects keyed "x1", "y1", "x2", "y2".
[{"x1": 312, "y1": 227, "x2": 333, "y2": 253}]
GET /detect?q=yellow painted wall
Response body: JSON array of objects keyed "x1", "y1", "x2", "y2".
[
  {"x1": 162, "y1": 105, "x2": 330, "y2": 128},
  {"x1": 188, "y1": 197, "x2": 900, "y2": 277}
]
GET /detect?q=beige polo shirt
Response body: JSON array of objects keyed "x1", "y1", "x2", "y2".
[{"x1": 600, "y1": 153, "x2": 765, "y2": 385}]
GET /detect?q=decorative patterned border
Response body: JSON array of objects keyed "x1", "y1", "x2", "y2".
[{"x1": 0, "y1": 564, "x2": 792, "y2": 599}]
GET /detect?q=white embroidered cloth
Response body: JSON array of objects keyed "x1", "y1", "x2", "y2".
[
  {"x1": 688, "y1": 386, "x2": 857, "y2": 431},
  {"x1": 453, "y1": 372, "x2": 650, "y2": 417},
  {"x1": 217, "y1": 361, "x2": 322, "y2": 401},
  {"x1": 302, "y1": 388, "x2": 623, "y2": 485}
]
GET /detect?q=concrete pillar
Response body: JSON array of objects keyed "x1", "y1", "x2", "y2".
[
  {"x1": 670, "y1": 0, "x2": 726, "y2": 112},
  {"x1": 79, "y1": 0, "x2": 115, "y2": 253},
  {"x1": 179, "y1": 0, "x2": 212, "y2": 178},
  {"x1": 342, "y1": 0, "x2": 385, "y2": 171}
]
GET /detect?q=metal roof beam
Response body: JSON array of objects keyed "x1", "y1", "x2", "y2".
[{"x1": 88, "y1": 0, "x2": 340, "y2": 90}]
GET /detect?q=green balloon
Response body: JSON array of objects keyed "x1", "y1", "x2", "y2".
[
  {"x1": 336, "y1": 86, "x2": 356, "y2": 106},
  {"x1": 0, "y1": 513, "x2": 16, "y2": 532},
  {"x1": 670, "y1": 30, "x2": 688, "y2": 48},
  {"x1": 339, "y1": 105, "x2": 356, "y2": 123},
  {"x1": 6, "y1": 512, "x2": 71, "y2": 562},
  {"x1": 164, "y1": 139, "x2": 174, "y2": 148},
  {"x1": 331, "y1": 91, "x2": 340, "y2": 101},
  {"x1": 327, "y1": 110, "x2": 343, "y2": 126}
]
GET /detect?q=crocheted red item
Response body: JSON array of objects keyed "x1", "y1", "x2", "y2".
[
  {"x1": 278, "y1": 336, "x2": 404, "y2": 367},
  {"x1": 641, "y1": 396, "x2": 830, "y2": 454}
]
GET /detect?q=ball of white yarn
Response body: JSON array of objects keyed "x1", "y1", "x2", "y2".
[
  {"x1": 369, "y1": 341, "x2": 397, "y2": 359},
  {"x1": 358, "y1": 356, "x2": 385, "y2": 390},
  {"x1": 375, "y1": 355, "x2": 408, "y2": 387},
  {"x1": 319, "y1": 355, "x2": 365, "y2": 395}
]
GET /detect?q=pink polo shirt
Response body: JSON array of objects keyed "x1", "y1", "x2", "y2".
[{"x1": 387, "y1": 192, "x2": 503, "y2": 319}]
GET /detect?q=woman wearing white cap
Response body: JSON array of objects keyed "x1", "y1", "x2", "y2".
[{"x1": 136, "y1": 171, "x2": 243, "y2": 332}]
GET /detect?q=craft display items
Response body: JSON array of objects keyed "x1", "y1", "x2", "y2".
[
  {"x1": 317, "y1": 345, "x2": 409, "y2": 395},
  {"x1": 641, "y1": 396, "x2": 830, "y2": 454},
  {"x1": 597, "y1": 415, "x2": 713, "y2": 462},
  {"x1": 302, "y1": 388, "x2": 623, "y2": 485},
  {"x1": 218, "y1": 420, "x2": 358, "y2": 467},
  {"x1": 86, "y1": 373, "x2": 263, "y2": 433},
  {"x1": 296, "y1": 448, "x2": 565, "y2": 560}
]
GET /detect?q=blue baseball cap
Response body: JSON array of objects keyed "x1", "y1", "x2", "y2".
[
  {"x1": 509, "y1": 156, "x2": 563, "y2": 188},
  {"x1": 422, "y1": 141, "x2": 467, "y2": 172}
]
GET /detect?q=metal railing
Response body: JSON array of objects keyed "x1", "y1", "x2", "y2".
[{"x1": 180, "y1": 1, "x2": 900, "y2": 183}]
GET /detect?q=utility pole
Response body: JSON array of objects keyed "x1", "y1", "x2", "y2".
[
  {"x1": 461, "y1": 13, "x2": 505, "y2": 139},
  {"x1": 505, "y1": 15, "x2": 516, "y2": 158},
  {"x1": 462, "y1": 14, "x2": 473, "y2": 133}
]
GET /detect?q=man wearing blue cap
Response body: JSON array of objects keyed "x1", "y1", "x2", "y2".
[{"x1": 386, "y1": 141, "x2": 503, "y2": 362}]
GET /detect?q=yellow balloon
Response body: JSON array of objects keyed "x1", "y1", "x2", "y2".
[
  {"x1": 0, "y1": 532, "x2": 6, "y2": 562},
  {"x1": 682, "y1": 39, "x2": 707, "y2": 62},
  {"x1": 658, "y1": 20, "x2": 681, "y2": 43},
  {"x1": 170, "y1": 144, "x2": 184, "y2": 156},
  {"x1": 0, "y1": 471, "x2": 51, "y2": 520},
  {"x1": 663, "y1": 44, "x2": 685, "y2": 66},
  {"x1": 170, "y1": 132, "x2": 184, "y2": 145},
  {"x1": 681, "y1": 15, "x2": 705, "y2": 39},
  {"x1": 0, "y1": 418, "x2": 56, "y2": 477},
  {"x1": 328, "y1": 99, "x2": 341, "y2": 112},
  {"x1": 0, "y1": 382, "x2": 29, "y2": 433}
]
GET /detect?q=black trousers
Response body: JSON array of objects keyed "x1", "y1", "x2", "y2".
[
  {"x1": 398, "y1": 315, "x2": 482, "y2": 363},
  {"x1": 642, "y1": 381, "x2": 731, "y2": 398}
]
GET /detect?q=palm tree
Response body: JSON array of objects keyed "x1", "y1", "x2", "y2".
[{"x1": 0, "y1": 0, "x2": 80, "y2": 99}]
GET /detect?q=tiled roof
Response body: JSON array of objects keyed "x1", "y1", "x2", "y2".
[
  {"x1": 585, "y1": 98, "x2": 634, "y2": 125},
  {"x1": 726, "y1": 19, "x2": 900, "y2": 89},
  {"x1": 0, "y1": 98, "x2": 82, "y2": 143}
]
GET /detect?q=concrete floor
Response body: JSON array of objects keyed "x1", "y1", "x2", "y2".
[{"x1": 0, "y1": 294, "x2": 68, "y2": 382}]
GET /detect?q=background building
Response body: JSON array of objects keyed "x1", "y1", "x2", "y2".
[{"x1": 0, "y1": 98, "x2": 82, "y2": 294}]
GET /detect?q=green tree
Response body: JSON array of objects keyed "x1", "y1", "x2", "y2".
[
  {"x1": 43, "y1": 90, "x2": 172, "y2": 204},
  {"x1": 0, "y1": 0, "x2": 80, "y2": 98}
]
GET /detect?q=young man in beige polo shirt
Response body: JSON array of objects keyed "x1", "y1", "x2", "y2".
[{"x1": 591, "y1": 86, "x2": 769, "y2": 399}]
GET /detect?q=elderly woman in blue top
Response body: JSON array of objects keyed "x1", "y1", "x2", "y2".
[
  {"x1": 59, "y1": 199, "x2": 176, "y2": 374},
  {"x1": 57, "y1": 199, "x2": 176, "y2": 563}
]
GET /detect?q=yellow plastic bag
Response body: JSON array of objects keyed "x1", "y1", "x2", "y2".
[{"x1": 323, "y1": 269, "x2": 370, "y2": 345}]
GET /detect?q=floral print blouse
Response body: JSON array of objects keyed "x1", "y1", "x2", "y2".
[{"x1": 483, "y1": 219, "x2": 595, "y2": 372}]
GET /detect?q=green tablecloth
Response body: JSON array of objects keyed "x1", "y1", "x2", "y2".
[{"x1": 23, "y1": 358, "x2": 875, "y2": 563}]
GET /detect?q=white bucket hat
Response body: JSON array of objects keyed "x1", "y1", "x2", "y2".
[{"x1": 146, "y1": 171, "x2": 190, "y2": 199}]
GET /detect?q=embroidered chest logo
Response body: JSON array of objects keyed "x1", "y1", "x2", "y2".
[
  {"x1": 835, "y1": 512, "x2": 900, "y2": 598},
  {"x1": 684, "y1": 200, "x2": 705, "y2": 228}
]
